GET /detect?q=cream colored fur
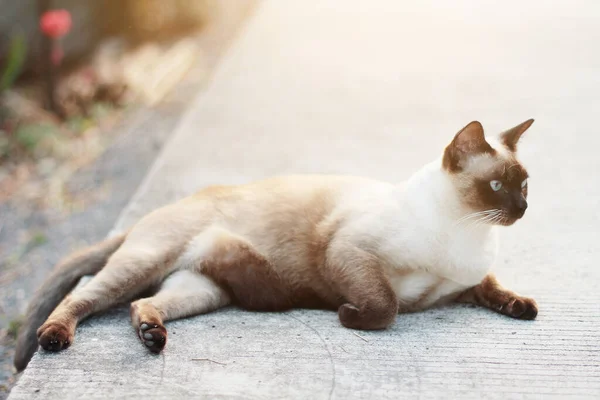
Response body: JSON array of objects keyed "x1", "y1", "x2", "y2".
[{"x1": 24, "y1": 119, "x2": 538, "y2": 361}]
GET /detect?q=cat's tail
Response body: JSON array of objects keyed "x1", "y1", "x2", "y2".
[{"x1": 13, "y1": 232, "x2": 128, "y2": 371}]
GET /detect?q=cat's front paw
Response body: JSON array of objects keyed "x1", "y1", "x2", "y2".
[
  {"x1": 37, "y1": 321, "x2": 74, "y2": 352},
  {"x1": 501, "y1": 296, "x2": 538, "y2": 320}
]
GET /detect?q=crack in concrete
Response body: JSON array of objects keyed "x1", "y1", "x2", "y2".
[{"x1": 287, "y1": 313, "x2": 337, "y2": 400}]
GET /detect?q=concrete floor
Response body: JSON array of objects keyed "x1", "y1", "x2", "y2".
[{"x1": 9, "y1": 1, "x2": 600, "y2": 398}]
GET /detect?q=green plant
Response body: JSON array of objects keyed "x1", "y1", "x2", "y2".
[
  {"x1": 66, "y1": 115, "x2": 94, "y2": 134},
  {"x1": 7, "y1": 318, "x2": 23, "y2": 339},
  {"x1": 91, "y1": 101, "x2": 114, "y2": 120},
  {"x1": 0, "y1": 34, "x2": 27, "y2": 92},
  {"x1": 0, "y1": 130, "x2": 10, "y2": 158},
  {"x1": 30, "y1": 232, "x2": 48, "y2": 246},
  {"x1": 15, "y1": 123, "x2": 57, "y2": 151}
]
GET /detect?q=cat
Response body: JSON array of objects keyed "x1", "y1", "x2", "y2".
[{"x1": 14, "y1": 119, "x2": 538, "y2": 371}]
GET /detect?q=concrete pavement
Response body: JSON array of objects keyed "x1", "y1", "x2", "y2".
[{"x1": 9, "y1": 1, "x2": 600, "y2": 398}]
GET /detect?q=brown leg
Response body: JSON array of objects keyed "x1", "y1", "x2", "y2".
[
  {"x1": 457, "y1": 274, "x2": 538, "y2": 320},
  {"x1": 130, "y1": 270, "x2": 230, "y2": 353},
  {"x1": 201, "y1": 229, "x2": 296, "y2": 311},
  {"x1": 37, "y1": 249, "x2": 172, "y2": 352},
  {"x1": 326, "y1": 241, "x2": 398, "y2": 330}
]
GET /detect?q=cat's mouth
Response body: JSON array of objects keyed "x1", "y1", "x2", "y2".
[
  {"x1": 457, "y1": 209, "x2": 525, "y2": 227},
  {"x1": 497, "y1": 217, "x2": 518, "y2": 226},
  {"x1": 495, "y1": 210, "x2": 525, "y2": 226}
]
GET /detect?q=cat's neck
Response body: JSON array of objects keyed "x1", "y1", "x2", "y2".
[
  {"x1": 402, "y1": 157, "x2": 494, "y2": 234},
  {"x1": 381, "y1": 157, "x2": 498, "y2": 286}
]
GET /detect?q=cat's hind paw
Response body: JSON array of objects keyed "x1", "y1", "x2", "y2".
[
  {"x1": 37, "y1": 321, "x2": 74, "y2": 352},
  {"x1": 138, "y1": 322, "x2": 167, "y2": 353}
]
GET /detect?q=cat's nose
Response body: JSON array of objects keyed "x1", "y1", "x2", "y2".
[{"x1": 516, "y1": 199, "x2": 528, "y2": 217}]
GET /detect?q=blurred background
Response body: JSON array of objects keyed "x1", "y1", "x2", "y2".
[
  {"x1": 1, "y1": 0, "x2": 600, "y2": 398},
  {"x1": 0, "y1": 0, "x2": 256, "y2": 397}
]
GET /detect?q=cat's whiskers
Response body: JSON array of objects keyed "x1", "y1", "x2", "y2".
[
  {"x1": 455, "y1": 210, "x2": 495, "y2": 225},
  {"x1": 488, "y1": 213, "x2": 503, "y2": 225},
  {"x1": 462, "y1": 209, "x2": 506, "y2": 230},
  {"x1": 470, "y1": 212, "x2": 501, "y2": 229},
  {"x1": 455, "y1": 209, "x2": 502, "y2": 228},
  {"x1": 489, "y1": 210, "x2": 509, "y2": 226},
  {"x1": 494, "y1": 211, "x2": 509, "y2": 225}
]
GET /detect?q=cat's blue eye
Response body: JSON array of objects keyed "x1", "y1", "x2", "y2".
[
  {"x1": 490, "y1": 180, "x2": 502, "y2": 191},
  {"x1": 521, "y1": 179, "x2": 528, "y2": 188}
]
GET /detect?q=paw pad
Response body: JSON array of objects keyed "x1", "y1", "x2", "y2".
[
  {"x1": 138, "y1": 322, "x2": 167, "y2": 353},
  {"x1": 37, "y1": 322, "x2": 73, "y2": 352}
]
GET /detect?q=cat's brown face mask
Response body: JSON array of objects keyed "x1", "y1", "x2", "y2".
[{"x1": 443, "y1": 119, "x2": 534, "y2": 226}]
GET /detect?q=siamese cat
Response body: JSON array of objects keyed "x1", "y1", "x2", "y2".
[{"x1": 14, "y1": 119, "x2": 538, "y2": 371}]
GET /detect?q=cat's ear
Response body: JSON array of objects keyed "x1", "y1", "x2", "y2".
[
  {"x1": 500, "y1": 119, "x2": 534, "y2": 152},
  {"x1": 443, "y1": 121, "x2": 494, "y2": 172}
]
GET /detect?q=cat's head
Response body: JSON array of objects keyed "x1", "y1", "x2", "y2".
[{"x1": 442, "y1": 119, "x2": 534, "y2": 226}]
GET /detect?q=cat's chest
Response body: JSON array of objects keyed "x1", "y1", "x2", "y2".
[
  {"x1": 381, "y1": 224, "x2": 498, "y2": 286},
  {"x1": 386, "y1": 270, "x2": 468, "y2": 308}
]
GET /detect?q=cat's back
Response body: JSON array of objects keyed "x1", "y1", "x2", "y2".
[{"x1": 190, "y1": 174, "x2": 388, "y2": 217}]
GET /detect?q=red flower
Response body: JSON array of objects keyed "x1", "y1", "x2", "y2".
[{"x1": 40, "y1": 10, "x2": 72, "y2": 38}]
